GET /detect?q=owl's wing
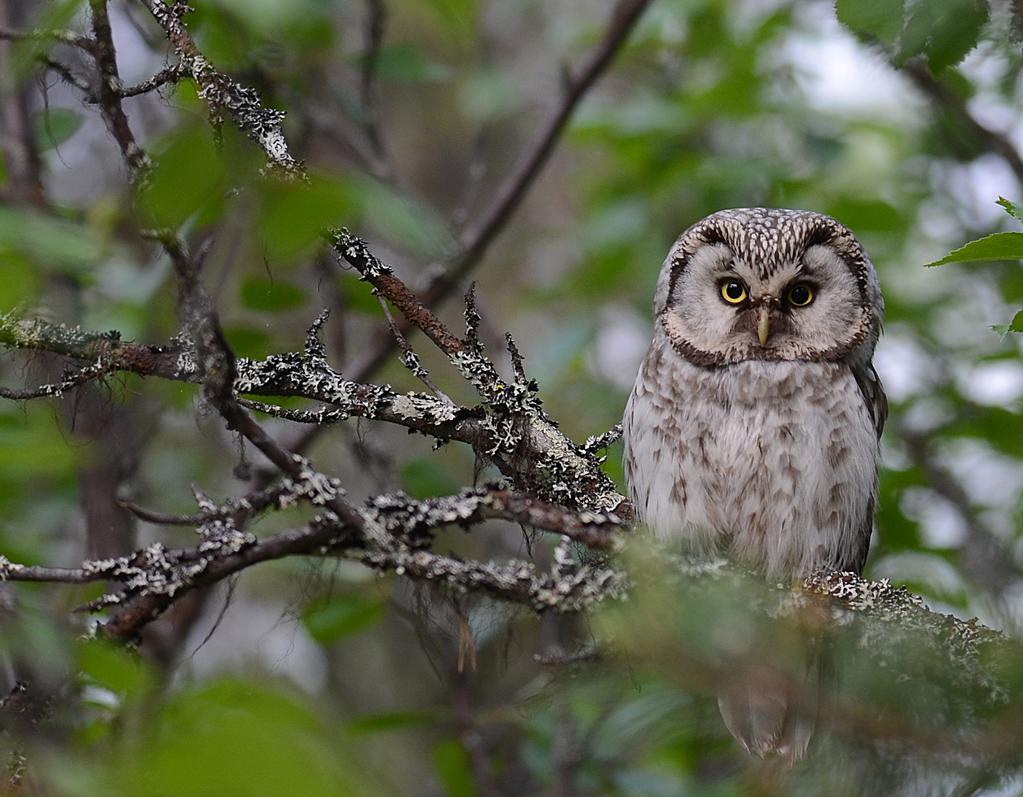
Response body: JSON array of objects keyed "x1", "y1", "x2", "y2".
[
  {"x1": 848, "y1": 361, "x2": 887, "y2": 575},
  {"x1": 853, "y1": 362, "x2": 887, "y2": 440}
]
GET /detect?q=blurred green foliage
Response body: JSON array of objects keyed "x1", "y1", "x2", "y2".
[{"x1": 2, "y1": 0, "x2": 1023, "y2": 794}]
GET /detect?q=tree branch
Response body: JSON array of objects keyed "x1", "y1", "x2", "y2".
[
  {"x1": 88, "y1": 0, "x2": 150, "y2": 174},
  {"x1": 0, "y1": 24, "x2": 94, "y2": 50},
  {"x1": 347, "y1": 0, "x2": 653, "y2": 379},
  {"x1": 904, "y1": 61, "x2": 1023, "y2": 185},
  {"x1": 138, "y1": 0, "x2": 303, "y2": 178},
  {"x1": 0, "y1": 484, "x2": 626, "y2": 637}
]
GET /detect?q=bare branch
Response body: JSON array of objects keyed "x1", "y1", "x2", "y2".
[
  {"x1": 37, "y1": 54, "x2": 93, "y2": 96},
  {"x1": 118, "y1": 63, "x2": 184, "y2": 98},
  {"x1": 0, "y1": 24, "x2": 94, "y2": 50},
  {"x1": 376, "y1": 294, "x2": 452, "y2": 400},
  {"x1": 88, "y1": 0, "x2": 150, "y2": 175},
  {"x1": 904, "y1": 61, "x2": 1023, "y2": 185},
  {"x1": 348, "y1": 0, "x2": 653, "y2": 378},
  {"x1": 0, "y1": 483, "x2": 627, "y2": 640},
  {"x1": 359, "y1": 0, "x2": 388, "y2": 166},
  {"x1": 0, "y1": 358, "x2": 110, "y2": 400},
  {"x1": 139, "y1": 0, "x2": 303, "y2": 178}
]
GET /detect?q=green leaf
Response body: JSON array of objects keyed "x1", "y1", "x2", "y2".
[
  {"x1": 77, "y1": 640, "x2": 155, "y2": 700},
  {"x1": 106, "y1": 679, "x2": 380, "y2": 797},
  {"x1": 0, "y1": 253, "x2": 40, "y2": 310},
  {"x1": 835, "y1": 0, "x2": 903, "y2": 46},
  {"x1": 33, "y1": 108, "x2": 84, "y2": 152},
  {"x1": 348, "y1": 711, "x2": 435, "y2": 735},
  {"x1": 302, "y1": 592, "x2": 385, "y2": 643},
  {"x1": 897, "y1": 0, "x2": 987, "y2": 71},
  {"x1": 0, "y1": 403, "x2": 79, "y2": 483},
  {"x1": 826, "y1": 198, "x2": 907, "y2": 233},
  {"x1": 400, "y1": 458, "x2": 460, "y2": 499},
  {"x1": 222, "y1": 324, "x2": 272, "y2": 359},
  {"x1": 0, "y1": 207, "x2": 103, "y2": 274},
  {"x1": 141, "y1": 127, "x2": 226, "y2": 229},
  {"x1": 423, "y1": 0, "x2": 478, "y2": 45},
  {"x1": 372, "y1": 43, "x2": 451, "y2": 83},
  {"x1": 925, "y1": 233, "x2": 1023, "y2": 267},
  {"x1": 1009, "y1": 309, "x2": 1023, "y2": 332},
  {"x1": 239, "y1": 276, "x2": 308, "y2": 312},
  {"x1": 997, "y1": 197, "x2": 1023, "y2": 223},
  {"x1": 433, "y1": 740, "x2": 476, "y2": 797},
  {"x1": 357, "y1": 178, "x2": 452, "y2": 256},
  {"x1": 836, "y1": 0, "x2": 986, "y2": 71},
  {"x1": 256, "y1": 172, "x2": 354, "y2": 261}
]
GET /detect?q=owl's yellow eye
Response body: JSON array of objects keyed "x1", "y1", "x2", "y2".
[
  {"x1": 720, "y1": 280, "x2": 748, "y2": 305},
  {"x1": 786, "y1": 283, "x2": 814, "y2": 307}
]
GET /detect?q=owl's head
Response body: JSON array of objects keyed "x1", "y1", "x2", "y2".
[{"x1": 654, "y1": 208, "x2": 883, "y2": 366}]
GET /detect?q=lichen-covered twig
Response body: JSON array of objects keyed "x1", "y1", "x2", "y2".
[
  {"x1": 583, "y1": 424, "x2": 623, "y2": 456},
  {"x1": 0, "y1": 358, "x2": 111, "y2": 400},
  {"x1": 118, "y1": 63, "x2": 184, "y2": 98},
  {"x1": 105, "y1": 0, "x2": 632, "y2": 514},
  {"x1": 333, "y1": 234, "x2": 625, "y2": 511},
  {"x1": 376, "y1": 294, "x2": 451, "y2": 400},
  {"x1": 139, "y1": 0, "x2": 303, "y2": 178},
  {"x1": 0, "y1": 311, "x2": 623, "y2": 512},
  {"x1": 0, "y1": 484, "x2": 626, "y2": 638}
]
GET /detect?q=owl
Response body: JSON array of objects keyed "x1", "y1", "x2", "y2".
[{"x1": 622, "y1": 207, "x2": 886, "y2": 759}]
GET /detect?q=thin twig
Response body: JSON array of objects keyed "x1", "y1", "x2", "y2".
[
  {"x1": 89, "y1": 0, "x2": 151, "y2": 174},
  {"x1": 904, "y1": 61, "x2": 1023, "y2": 185},
  {"x1": 0, "y1": 24, "x2": 94, "y2": 50},
  {"x1": 359, "y1": 0, "x2": 389, "y2": 168},
  {"x1": 139, "y1": 0, "x2": 303, "y2": 178},
  {"x1": 37, "y1": 55, "x2": 93, "y2": 96},
  {"x1": 0, "y1": 359, "x2": 110, "y2": 400},
  {"x1": 118, "y1": 63, "x2": 183, "y2": 97},
  {"x1": 347, "y1": 0, "x2": 652, "y2": 378},
  {"x1": 376, "y1": 293, "x2": 452, "y2": 400}
]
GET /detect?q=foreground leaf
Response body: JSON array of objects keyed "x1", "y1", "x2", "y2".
[{"x1": 925, "y1": 232, "x2": 1023, "y2": 267}]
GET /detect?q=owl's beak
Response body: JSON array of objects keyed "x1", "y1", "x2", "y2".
[{"x1": 756, "y1": 307, "x2": 771, "y2": 346}]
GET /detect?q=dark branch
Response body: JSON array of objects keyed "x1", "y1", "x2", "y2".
[
  {"x1": 904, "y1": 61, "x2": 1023, "y2": 185},
  {"x1": 118, "y1": 63, "x2": 184, "y2": 98},
  {"x1": 347, "y1": 0, "x2": 653, "y2": 378},
  {"x1": 89, "y1": 0, "x2": 150, "y2": 175},
  {"x1": 359, "y1": 0, "x2": 388, "y2": 167}
]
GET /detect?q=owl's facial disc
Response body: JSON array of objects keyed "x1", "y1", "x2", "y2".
[{"x1": 661, "y1": 233, "x2": 875, "y2": 366}]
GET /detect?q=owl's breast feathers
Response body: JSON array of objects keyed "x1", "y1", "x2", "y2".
[{"x1": 623, "y1": 336, "x2": 880, "y2": 578}]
